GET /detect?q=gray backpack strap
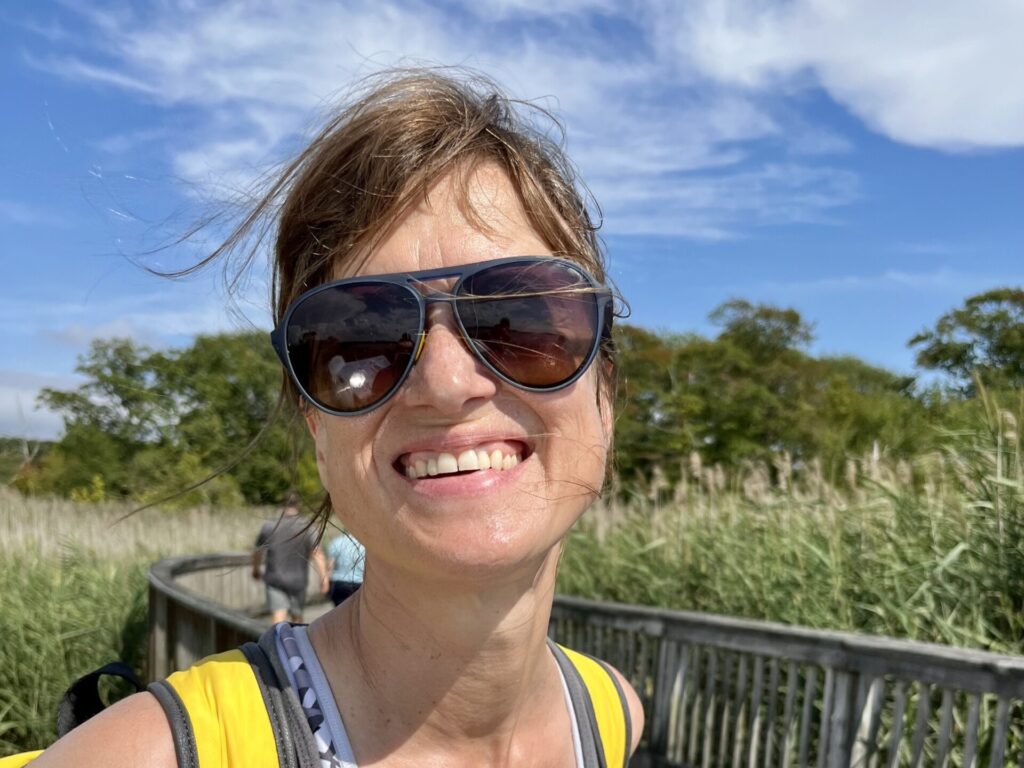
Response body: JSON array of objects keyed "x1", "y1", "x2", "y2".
[
  {"x1": 148, "y1": 629, "x2": 321, "y2": 768},
  {"x1": 242, "y1": 627, "x2": 322, "y2": 768},
  {"x1": 592, "y1": 657, "x2": 632, "y2": 768},
  {"x1": 148, "y1": 679, "x2": 199, "y2": 768},
  {"x1": 548, "y1": 640, "x2": 608, "y2": 768}
]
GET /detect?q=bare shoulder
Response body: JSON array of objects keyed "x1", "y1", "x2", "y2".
[
  {"x1": 30, "y1": 691, "x2": 176, "y2": 768},
  {"x1": 607, "y1": 664, "x2": 645, "y2": 754}
]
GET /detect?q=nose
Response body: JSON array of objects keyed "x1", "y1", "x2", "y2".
[{"x1": 400, "y1": 303, "x2": 499, "y2": 415}]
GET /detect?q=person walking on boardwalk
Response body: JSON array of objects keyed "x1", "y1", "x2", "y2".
[
  {"x1": 325, "y1": 530, "x2": 365, "y2": 605},
  {"x1": 252, "y1": 490, "x2": 328, "y2": 623}
]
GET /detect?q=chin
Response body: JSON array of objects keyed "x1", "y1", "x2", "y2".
[{"x1": 398, "y1": 520, "x2": 563, "y2": 586}]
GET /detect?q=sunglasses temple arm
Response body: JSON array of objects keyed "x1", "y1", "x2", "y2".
[
  {"x1": 269, "y1": 328, "x2": 288, "y2": 368},
  {"x1": 600, "y1": 298, "x2": 614, "y2": 344}
]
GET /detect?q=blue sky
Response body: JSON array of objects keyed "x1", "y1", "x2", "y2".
[{"x1": 2, "y1": 0, "x2": 1023, "y2": 438}]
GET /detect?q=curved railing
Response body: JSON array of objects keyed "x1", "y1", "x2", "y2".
[{"x1": 150, "y1": 553, "x2": 1024, "y2": 767}]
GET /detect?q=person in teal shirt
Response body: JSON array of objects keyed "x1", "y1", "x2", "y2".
[{"x1": 325, "y1": 532, "x2": 365, "y2": 605}]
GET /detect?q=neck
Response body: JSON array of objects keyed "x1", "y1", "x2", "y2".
[{"x1": 308, "y1": 546, "x2": 567, "y2": 764}]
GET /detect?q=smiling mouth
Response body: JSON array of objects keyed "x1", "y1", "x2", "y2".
[{"x1": 395, "y1": 442, "x2": 529, "y2": 480}]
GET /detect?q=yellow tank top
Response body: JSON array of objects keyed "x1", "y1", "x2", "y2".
[{"x1": 152, "y1": 638, "x2": 631, "y2": 767}]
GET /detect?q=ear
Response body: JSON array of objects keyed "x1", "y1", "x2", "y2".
[
  {"x1": 598, "y1": 364, "x2": 614, "y2": 450},
  {"x1": 304, "y1": 403, "x2": 320, "y2": 438},
  {"x1": 304, "y1": 405, "x2": 328, "y2": 473}
]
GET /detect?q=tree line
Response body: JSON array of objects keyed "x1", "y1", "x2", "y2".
[{"x1": 10, "y1": 288, "x2": 1023, "y2": 505}]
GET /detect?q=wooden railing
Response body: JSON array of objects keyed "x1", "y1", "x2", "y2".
[{"x1": 150, "y1": 554, "x2": 1024, "y2": 767}]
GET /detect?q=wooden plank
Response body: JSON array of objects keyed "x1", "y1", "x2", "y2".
[
  {"x1": 763, "y1": 657, "x2": 781, "y2": 768},
  {"x1": 860, "y1": 676, "x2": 884, "y2": 768},
  {"x1": 671, "y1": 647, "x2": 696, "y2": 765},
  {"x1": 850, "y1": 676, "x2": 883, "y2": 768},
  {"x1": 689, "y1": 646, "x2": 705, "y2": 768},
  {"x1": 702, "y1": 650, "x2": 719, "y2": 768},
  {"x1": 934, "y1": 688, "x2": 954, "y2": 768},
  {"x1": 669, "y1": 644, "x2": 692, "y2": 764},
  {"x1": 779, "y1": 662, "x2": 798, "y2": 768},
  {"x1": 885, "y1": 680, "x2": 907, "y2": 768},
  {"x1": 816, "y1": 668, "x2": 835, "y2": 768},
  {"x1": 651, "y1": 637, "x2": 675, "y2": 755},
  {"x1": 617, "y1": 628, "x2": 630, "y2": 682},
  {"x1": 826, "y1": 671, "x2": 852, "y2": 768},
  {"x1": 989, "y1": 697, "x2": 1010, "y2": 768},
  {"x1": 618, "y1": 626, "x2": 634, "y2": 684},
  {"x1": 731, "y1": 654, "x2": 751, "y2": 768},
  {"x1": 797, "y1": 666, "x2": 818, "y2": 768},
  {"x1": 960, "y1": 693, "x2": 981, "y2": 768},
  {"x1": 718, "y1": 653, "x2": 736, "y2": 768},
  {"x1": 747, "y1": 656, "x2": 765, "y2": 768},
  {"x1": 148, "y1": 584, "x2": 168, "y2": 682},
  {"x1": 907, "y1": 682, "x2": 931, "y2": 768}
]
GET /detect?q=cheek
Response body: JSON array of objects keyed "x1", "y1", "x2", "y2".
[
  {"x1": 544, "y1": 376, "x2": 610, "y2": 481},
  {"x1": 312, "y1": 419, "x2": 376, "y2": 497}
]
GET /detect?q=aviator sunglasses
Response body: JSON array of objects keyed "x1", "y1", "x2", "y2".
[{"x1": 270, "y1": 256, "x2": 613, "y2": 416}]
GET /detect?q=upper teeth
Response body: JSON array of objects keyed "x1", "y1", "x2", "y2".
[{"x1": 405, "y1": 449, "x2": 521, "y2": 479}]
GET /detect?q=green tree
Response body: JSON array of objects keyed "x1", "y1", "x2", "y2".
[
  {"x1": 909, "y1": 287, "x2": 1024, "y2": 393},
  {"x1": 709, "y1": 299, "x2": 814, "y2": 363},
  {"x1": 612, "y1": 325, "x2": 700, "y2": 485},
  {"x1": 24, "y1": 332, "x2": 314, "y2": 505}
]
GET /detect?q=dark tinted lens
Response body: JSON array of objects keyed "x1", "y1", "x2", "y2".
[
  {"x1": 285, "y1": 283, "x2": 421, "y2": 412},
  {"x1": 458, "y1": 260, "x2": 600, "y2": 388}
]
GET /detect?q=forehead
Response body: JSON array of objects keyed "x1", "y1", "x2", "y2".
[{"x1": 340, "y1": 163, "x2": 552, "y2": 279}]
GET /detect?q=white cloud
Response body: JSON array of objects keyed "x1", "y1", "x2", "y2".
[
  {"x1": 0, "y1": 371, "x2": 80, "y2": 439},
  {"x1": 24, "y1": 0, "x2": 866, "y2": 240},
  {"x1": 595, "y1": 162, "x2": 859, "y2": 239},
  {"x1": 1, "y1": 287, "x2": 272, "y2": 353},
  {"x1": 663, "y1": 0, "x2": 1024, "y2": 149}
]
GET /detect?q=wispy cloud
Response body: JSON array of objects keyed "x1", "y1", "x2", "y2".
[
  {"x1": 91, "y1": 127, "x2": 169, "y2": 155},
  {"x1": 746, "y1": 267, "x2": 1024, "y2": 297},
  {"x1": 1, "y1": 287, "x2": 272, "y2": 352},
  {"x1": 0, "y1": 370, "x2": 80, "y2": 439},
  {"x1": 22, "y1": 0, "x2": 863, "y2": 240},
  {"x1": 891, "y1": 241, "x2": 965, "y2": 257}
]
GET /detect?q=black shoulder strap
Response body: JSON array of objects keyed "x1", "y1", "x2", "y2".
[
  {"x1": 548, "y1": 640, "x2": 608, "y2": 768},
  {"x1": 56, "y1": 661, "x2": 143, "y2": 737}
]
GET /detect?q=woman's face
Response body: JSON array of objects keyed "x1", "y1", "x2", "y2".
[{"x1": 305, "y1": 163, "x2": 611, "y2": 584}]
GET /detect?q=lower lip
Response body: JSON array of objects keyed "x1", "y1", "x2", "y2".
[{"x1": 401, "y1": 459, "x2": 528, "y2": 498}]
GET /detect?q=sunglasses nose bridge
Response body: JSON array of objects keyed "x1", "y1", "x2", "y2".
[{"x1": 415, "y1": 293, "x2": 475, "y2": 361}]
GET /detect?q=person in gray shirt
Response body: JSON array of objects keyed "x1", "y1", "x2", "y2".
[{"x1": 252, "y1": 490, "x2": 328, "y2": 623}]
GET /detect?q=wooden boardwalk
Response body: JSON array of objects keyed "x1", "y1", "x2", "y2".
[{"x1": 151, "y1": 553, "x2": 1024, "y2": 767}]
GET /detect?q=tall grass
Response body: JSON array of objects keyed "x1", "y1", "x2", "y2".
[
  {"x1": 560, "y1": 391, "x2": 1024, "y2": 653},
  {"x1": 0, "y1": 494, "x2": 259, "y2": 755}
]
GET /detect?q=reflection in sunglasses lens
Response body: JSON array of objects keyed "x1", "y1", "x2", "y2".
[
  {"x1": 459, "y1": 262, "x2": 598, "y2": 387},
  {"x1": 287, "y1": 283, "x2": 420, "y2": 412}
]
